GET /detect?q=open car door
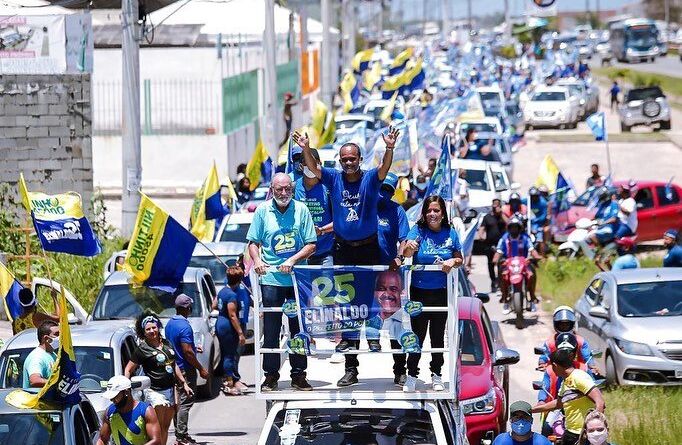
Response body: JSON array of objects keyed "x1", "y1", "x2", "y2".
[{"x1": 31, "y1": 278, "x2": 89, "y2": 325}]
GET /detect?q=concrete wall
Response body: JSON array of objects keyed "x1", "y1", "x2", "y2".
[{"x1": 0, "y1": 74, "x2": 94, "y2": 210}]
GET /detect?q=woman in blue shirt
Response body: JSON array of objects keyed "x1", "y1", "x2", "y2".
[
  {"x1": 402, "y1": 195, "x2": 463, "y2": 392},
  {"x1": 215, "y1": 266, "x2": 250, "y2": 395}
]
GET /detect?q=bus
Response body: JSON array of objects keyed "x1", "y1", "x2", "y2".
[{"x1": 609, "y1": 18, "x2": 660, "y2": 63}]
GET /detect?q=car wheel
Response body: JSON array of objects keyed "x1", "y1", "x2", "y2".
[
  {"x1": 661, "y1": 120, "x2": 671, "y2": 130},
  {"x1": 559, "y1": 123, "x2": 566, "y2": 130},
  {"x1": 621, "y1": 123, "x2": 631, "y2": 132},
  {"x1": 605, "y1": 353, "x2": 619, "y2": 386}
]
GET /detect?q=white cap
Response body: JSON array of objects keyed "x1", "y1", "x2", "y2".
[{"x1": 102, "y1": 375, "x2": 132, "y2": 400}]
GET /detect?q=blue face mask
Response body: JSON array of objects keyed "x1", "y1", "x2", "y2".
[{"x1": 511, "y1": 418, "x2": 532, "y2": 436}]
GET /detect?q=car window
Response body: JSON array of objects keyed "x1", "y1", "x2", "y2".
[
  {"x1": 219, "y1": 223, "x2": 251, "y2": 243},
  {"x1": 436, "y1": 401, "x2": 455, "y2": 445},
  {"x1": 585, "y1": 278, "x2": 603, "y2": 305},
  {"x1": 596, "y1": 281, "x2": 612, "y2": 308},
  {"x1": 463, "y1": 169, "x2": 490, "y2": 191},
  {"x1": 635, "y1": 187, "x2": 654, "y2": 209},
  {"x1": 0, "y1": 413, "x2": 65, "y2": 445},
  {"x1": 460, "y1": 320, "x2": 485, "y2": 365},
  {"x1": 656, "y1": 185, "x2": 680, "y2": 206},
  {"x1": 35, "y1": 284, "x2": 76, "y2": 316},
  {"x1": 201, "y1": 276, "x2": 214, "y2": 310},
  {"x1": 73, "y1": 408, "x2": 89, "y2": 445},
  {"x1": 617, "y1": 280, "x2": 682, "y2": 317},
  {"x1": 80, "y1": 402, "x2": 100, "y2": 439},
  {"x1": 493, "y1": 171, "x2": 508, "y2": 191},
  {"x1": 188, "y1": 255, "x2": 239, "y2": 284},
  {"x1": 480, "y1": 307, "x2": 495, "y2": 354},
  {"x1": 122, "y1": 336, "x2": 139, "y2": 374},
  {"x1": 92, "y1": 283, "x2": 201, "y2": 320}
]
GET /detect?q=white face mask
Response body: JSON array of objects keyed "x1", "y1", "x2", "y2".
[
  {"x1": 587, "y1": 430, "x2": 608, "y2": 445},
  {"x1": 303, "y1": 166, "x2": 317, "y2": 179}
]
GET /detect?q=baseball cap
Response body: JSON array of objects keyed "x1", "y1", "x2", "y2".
[
  {"x1": 175, "y1": 293, "x2": 194, "y2": 308},
  {"x1": 664, "y1": 229, "x2": 678, "y2": 239},
  {"x1": 102, "y1": 375, "x2": 132, "y2": 400},
  {"x1": 382, "y1": 172, "x2": 400, "y2": 192},
  {"x1": 509, "y1": 400, "x2": 532, "y2": 416}
]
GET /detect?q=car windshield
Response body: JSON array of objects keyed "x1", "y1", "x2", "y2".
[
  {"x1": 460, "y1": 123, "x2": 498, "y2": 134},
  {"x1": 92, "y1": 283, "x2": 201, "y2": 319},
  {"x1": 264, "y1": 408, "x2": 437, "y2": 444},
  {"x1": 0, "y1": 347, "x2": 114, "y2": 393},
  {"x1": 462, "y1": 169, "x2": 490, "y2": 191},
  {"x1": 532, "y1": 91, "x2": 566, "y2": 101},
  {"x1": 626, "y1": 87, "x2": 664, "y2": 102},
  {"x1": 219, "y1": 223, "x2": 251, "y2": 243},
  {"x1": 0, "y1": 413, "x2": 64, "y2": 445},
  {"x1": 460, "y1": 320, "x2": 484, "y2": 365},
  {"x1": 479, "y1": 92, "x2": 502, "y2": 104},
  {"x1": 188, "y1": 255, "x2": 239, "y2": 284},
  {"x1": 617, "y1": 280, "x2": 682, "y2": 317}
]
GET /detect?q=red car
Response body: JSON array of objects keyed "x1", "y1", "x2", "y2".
[
  {"x1": 458, "y1": 296, "x2": 520, "y2": 445},
  {"x1": 551, "y1": 180, "x2": 682, "y2": 243}
]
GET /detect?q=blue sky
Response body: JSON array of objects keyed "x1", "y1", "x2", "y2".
[{"x1": 394, "y1": 0, "x2": 638, "y2": 20}]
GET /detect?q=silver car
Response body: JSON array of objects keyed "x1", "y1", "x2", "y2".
[
  {"x1": 0, "y1": 324, "x2": 137, "y2": 416},
  {"x1": 88, "y1": 267, "x2": 222, "y2": 397},
  {"x1": 618, "y1": 86, "x2": 672, "y2": 131},
  {"x1": 574, "y1": 268, "x2": 682, "y2": 386}
]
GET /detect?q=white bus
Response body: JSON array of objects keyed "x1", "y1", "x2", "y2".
[{"x1": 609, "y1": 18, "x2": 660, "y2": 63}]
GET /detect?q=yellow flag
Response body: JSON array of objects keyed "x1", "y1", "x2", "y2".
[
  {"x1": 390, "y1": 47, "x2": 413, "y2": 70},
  {"x1": 319, "y1": 112, "x2": 336, "y2": 147},
  {"x1": 339, "y1": 72, "x2": 357, "y2": 113},
  {"x1": 246, "y1": 138, "x2": 272, "y2": 191},
  {"x1": 351, "y1": 48, "x2": 374, "y2": 73},
  {"x1": 535, "y1": 155, "x2": 561, "y2": 193},
  {"x1": 190, "y1": 162, "x2": 221, "y2": 242},
  {"x1": 363, "y1": 62, "x2": 382, "y2": 91},
  {"x1": 380, "y1": 92, "x2": 399, "y2": 123}
]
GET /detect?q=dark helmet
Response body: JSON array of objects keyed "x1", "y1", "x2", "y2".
[
  {"x1": 528, "y1": 186, "x2": 539, "y2": 196},
  {"x1": 555, "y1": 332, "x2": 579, "y2": 352},
  {"x1": 507, "y1": 216, "x2": 524, "y2": 231},
  {"x1": 509, "y1": 192, "x2": 521, "y2": 202},
  {"x1": 553, "y1": 305, "x2": 576, "y2": 333},
  {"x1": 596, "y1": 186, "x2": 612, "y2": 204}
]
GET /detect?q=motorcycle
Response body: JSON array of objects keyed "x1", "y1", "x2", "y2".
[
  {"x1": 558, "y1": 218, "x2": 636, "y2": 261},
  {"x1": 502, "y1": 256, "x2": 531, "y2": 329}
]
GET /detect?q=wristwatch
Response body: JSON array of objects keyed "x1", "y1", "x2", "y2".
[{"x1": 397, "y1": 255, "x2": 405, "y2": 264}]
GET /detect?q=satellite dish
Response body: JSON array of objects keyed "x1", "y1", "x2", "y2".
[{"x1": 534, "y1": 0, "x2": 557, "y2": 6}]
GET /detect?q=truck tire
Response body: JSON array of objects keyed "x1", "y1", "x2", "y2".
[{"x1": 661, "y1": 120, "x2": 671, "y2": 130}]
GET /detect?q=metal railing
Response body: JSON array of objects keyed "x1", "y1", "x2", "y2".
[{"x1": 93, "y1": 78, "x2": 223, "y2": 135}]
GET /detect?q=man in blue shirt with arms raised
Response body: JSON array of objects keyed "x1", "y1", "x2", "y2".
[
  {"x1": 293, "y1": 126, "x2": 399, "y2": 388},
  {"x1": 247, "y1": 173, "x2": 317, "y2": 392}
]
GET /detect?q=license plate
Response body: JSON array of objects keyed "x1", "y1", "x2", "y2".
[{"x1": 675, "y1": 369, "x2": 682, "y2": 379}]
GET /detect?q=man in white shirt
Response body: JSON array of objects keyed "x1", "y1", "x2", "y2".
[{"x1": 616, "y1": 182, "x2": 638, "y2": 238}]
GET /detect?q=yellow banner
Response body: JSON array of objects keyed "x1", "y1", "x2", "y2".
[
  {"x1": 19, "y1": 173, "x2": 85, "y2": 221},
  {"x1": 190, "y1": 162, "x2": 221, "y2": 242}
]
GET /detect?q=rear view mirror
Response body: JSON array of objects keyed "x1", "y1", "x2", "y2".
[
  {"x1": 494, "y1": 348, "x2": 520, "y2": 366},
  {"x1": 463, "y1": 208, "x2": 478, "y2": 224},
  {"x1": 209, "y1": 310, "x2": 219, "y2": 319},
  {"x1": 592, "y1": 349, "x2": 603, "y2": 358},
  {"x1": 67, "y1": 313, "x2": 79, "y2": 325},
  {"x1": 589, "y1": 306, "x2": 610, "y2": 321},
  {"x1": 475, "y1": 292, "x2": 490, "y2": 303},
  {"x1": 534, "y1": 346, "x2": 545, "y2": 355},
  {"x1": 532, "y1": 380, "x2": 543, "y2": 391},
  {"x1": 131, "y1": 375, "x2": 151, "y2": 390}
]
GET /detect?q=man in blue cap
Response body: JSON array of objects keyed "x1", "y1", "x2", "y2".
[
  {"x1": 493, "y1": 400, "x2": 551, "y2": 445},
  {"x1": 294, "y1": 148, "x2": 334, "y2": 266},
  {"x1": 378, "y1": 173, "x2": 410, "y2": 268},
  {"x1": 663, "y1": 229, "x2": 682, "y2": 267}
]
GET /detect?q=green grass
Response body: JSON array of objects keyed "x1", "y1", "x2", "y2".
[
  {"x1": 538, "y1": 255, "x2": 661, "y2": 312},
  {"x1": 593, "y1": 66, "x2": 682, "y2": 98},
  {"x1": 536, "y1": 132, "x2": 671, "y2": 144},
  {"x1": 603, "y1": 386, "x2": 682, "y2": 444}
]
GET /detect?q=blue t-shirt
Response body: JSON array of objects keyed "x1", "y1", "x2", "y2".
[
  {"x1": 612, "y1": 254, "x2": 639, "y2": 270},
  {"x1": 246, "y1": 200, "x2": 317, "y2": 287},
  {"x1": 294, "y1": 178, "x2": 334, "y2": 256},
  {"x1": 106, "y1": 401, "x2": 150, "y2": 445},
  {"x1": 407, "y1": 225, "x2": 462, "y2": 289},
  {"x1": 377, "y1": 197, "x2": 410, "y2": 265},
  {"x1": 496, "y1": 233, "x2": 534, "y2": 258},
  {"x1": 664, "y1": 245, "x2": 682, "y2": 267},
  {"x1": 217, "y1": 286, "x2": 241, "y2": 326},
  {"x1": 320, "y1": 167, "x2": 381, "y2": 241},
  {"x1": 492, "y1": 432, "x2": 552, "y2": 445},
  {"x1": 531, "y1": 197, "x2": 548, "y2": 226},
  {"x1": 165, "y1": 315, "x2": 195, "y2": 371},
  {"x1": 595, "y1": 201, "x2": 619, "y2": 229}
]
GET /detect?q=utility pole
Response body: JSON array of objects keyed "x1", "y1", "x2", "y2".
[
  {"x1": 263, "y1": 0, "x2": 279, "y2": 162},
  {"x1": 596, "y1": 0, "x2": 600, "y2": 27},
  {"x1": 341, "y1": 0, "x2": 356, "y2": 69},
  {"x1": 121, "y1": 0, "x2": 141, "y2": 237},
  {"x1": 441, "y1": 0, "x2": 449, "y2": 41},
  {"x1": 321, "y1": 0, "x2": 334, "y2": 107},
  {"x1": 467, "y1": 0, "x2": 472, "y2": 32},
  {"x1": 377, "y1": 0, "x2": 383, "y2": 40},
  {"x1": 504, "y1": 0, "x2": 511, "y2": 39},
  {"x1": 664, "y1": 0, "x2": 670, "y2": 26}
]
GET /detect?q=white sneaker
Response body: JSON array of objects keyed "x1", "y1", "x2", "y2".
[
  {"x1": 329, "y1": 352, "x2": 344, "y2": 363},
  {"x1": 502, "y1": 303, "x2": 512, "y2": 315},
  {"x1": 403, "y1": 375, "x2": 417, "y2": 393},
  {"x1": 432, "y1": 374, "x2": 444, "y2": 391}
]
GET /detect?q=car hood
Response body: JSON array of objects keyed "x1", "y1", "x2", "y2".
[
  {"x1": 459, "y1": 363, "x2": 493, "y2": 401},
  {"x1": 89, "y1": 316, "x2": 207, "y2": 333},
  {"x1": 526, "y1": 101, "x2": 570, "y2": 111},
  {"x1": 467, "y1": 190, "x2": 496, "y2": 209},
  {"x1": 619, "y1": 315, "x2": 682, "y2": 345}
]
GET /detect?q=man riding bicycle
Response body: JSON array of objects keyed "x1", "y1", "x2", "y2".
[{"x1": 493, "y1": 217, "x2": 543, "y2": 314}]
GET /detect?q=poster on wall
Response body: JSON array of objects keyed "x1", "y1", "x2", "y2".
[{"x1": 0, "y1": 15, "x2": 67, "y2": 73}]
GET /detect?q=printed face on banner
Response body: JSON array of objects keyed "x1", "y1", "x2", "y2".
[{"x1": 294, "y1": 267, "x2": 412, "y2": 340}]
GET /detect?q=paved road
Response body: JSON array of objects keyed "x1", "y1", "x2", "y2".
[{"x1": 608, "y1": 54, "x2": 682, "y2": 78}]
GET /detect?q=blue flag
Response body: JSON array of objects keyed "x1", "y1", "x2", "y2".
[
  {"x1": 425, "y1": 134, "x2": 453, "y2": 201},
  {"x1": 586, "y1": 112, "x2": 607, "y2": 142},
  {"x1": 461, "y1": 217, "x2": 480, "y2": 258}
]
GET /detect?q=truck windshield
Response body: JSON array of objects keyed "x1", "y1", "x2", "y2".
[
  {"x1": 264, "y1": 408, "x2": 437, "y2": 444},
  {"x1": 92, "y1": 283, "x2": 201, "y2": 319},
  {"x1": 0, "y1": 413, "x2": 64, "y2": 445}
]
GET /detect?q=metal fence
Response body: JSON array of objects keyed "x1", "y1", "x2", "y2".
[{"x1": 93, "y1": 78, "x2": 223, "y2": 135}]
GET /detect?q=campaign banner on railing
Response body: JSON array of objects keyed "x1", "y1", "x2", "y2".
[{"x1": 292, "y1": 267, "x2": 417, "y2": 347}]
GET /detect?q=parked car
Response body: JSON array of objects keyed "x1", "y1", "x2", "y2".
[
  {"x1": 574, "y1": 268, "x2": 682, "y2": 386},
  {"x1": 0, "y1": 324, "x2": 137, "y2": 417},
  {"x1": 459, "y1": 296, "x2": 520, "y2": 444},
  {"x1": 214, "y1": 211, "x2": 255, "y2": 243},
  {"x1": 618, "y1": 86, "x2": 671, "y2": 131},
  {"x1": 555, "y1": 78, "x2": 589, "y2": 120},
  {"x1": 0, "y1": 388, "x2": 102, "y2": 444},
  {"x1": 550, "y1": 180, "x2": 682, "y2": 243},
  {"x1": 523, "y1": 86, "x2": 579, "y2": 130},
  {"x1": 88, "y1": 267, "x2": 222, "y2": 397}
]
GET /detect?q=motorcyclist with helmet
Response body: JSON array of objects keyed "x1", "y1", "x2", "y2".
[
  {"x1": 587, "y1": 187, "x2": 620, "y2": 248},
  {"x1": 528, "y1": 186, "x2": 549, "y2": 254},
  {"x1": 538, "y1": 306, "x2": 600, "y2": 375},
  {"x1": 502, "y1": 193, "x2": 527, "y2": 219},
  {"x1": 492, "y1": 217, "x2": 543, "y2": 314}
]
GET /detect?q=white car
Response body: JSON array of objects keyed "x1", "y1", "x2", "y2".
[
  {"x1": 452, "y1": 158, "x2": 518, "y2": 216},
  {"x1": 455, "y1": 116, "x2": 504, "y2": 138},
  {"x1": 476, "y1": 86, "x2": 506, "y2": 116},
  {"x1": 555, "y1": 78, "x2": 590, "y2": 120},
  {"x1": 523, "y1": 86, "x2": 579, "y2": 130},
  {"x1": 214, "y1": 211, "x2": 255, "y2": 243}
]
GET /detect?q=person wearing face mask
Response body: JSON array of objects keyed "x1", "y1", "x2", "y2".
[
  {"x1": 377, "y1": 173, "x2": 410, "y2": 269},
  {"x1": 97, "y1": 375, "x2": 162, "y2": 445},
  {"x1": 492, "y1": 400, "x2": 551, "y2": 445},
  {"x1": 247, "y1": 173, "x2": 317, "y2": 392},
  {"x1": 579, "y1": 410, "x2": 614, "y2": 445},
  {"x1": 293, "y1": 127, "x2": 399, "y2": 388},
  {"x1": 402, "y1": 195, "x2": 463, "y2": 392},
  {"x1": 294, "y1": 148, "x2": 334, "y2": 266},
  {"x1": 22, "y1": 320, "x2": 59, "y2": 389}
]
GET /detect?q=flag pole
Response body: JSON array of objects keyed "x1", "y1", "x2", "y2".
[{"x1": 604, "y1": 113, "x2": 612, "y2": 176}]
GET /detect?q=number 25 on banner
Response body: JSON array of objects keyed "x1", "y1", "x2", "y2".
[{"x1": 312, "y1": 273, "x2": 356, "y2": 305}]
